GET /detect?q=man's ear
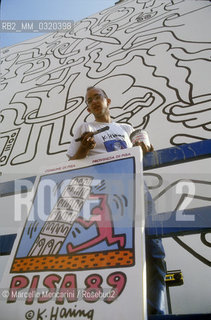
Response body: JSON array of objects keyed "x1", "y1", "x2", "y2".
[{"x1": 107, "y1": 98, "x2": 111, "y2": 106}]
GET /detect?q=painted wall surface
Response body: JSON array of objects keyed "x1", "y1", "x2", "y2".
[{"x1": 1, "y1": 0, "x2": 211, "y2": 315}]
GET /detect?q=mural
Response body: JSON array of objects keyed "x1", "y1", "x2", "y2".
[{"x1": 0, "y1": 0, "x2": 211, "y2": 314}]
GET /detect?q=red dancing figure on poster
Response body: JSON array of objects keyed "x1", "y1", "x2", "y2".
[{"x1": 67, "y1": 194, "x2": 125, "y2": 253}]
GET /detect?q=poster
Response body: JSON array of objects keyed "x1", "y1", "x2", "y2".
[{"x1": 0, "y1": 148, "x2": 146, "y2": 320}]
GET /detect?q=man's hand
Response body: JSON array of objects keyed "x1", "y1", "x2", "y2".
[
  {"x1": 68, "y1": 132, "x2": 96, "y2": 160},
  {"x1": 133, "y1": 141, "x2": 154, "y2": 155},
  {"x1": 81, "y1": 132, "x2": 96, "y2": 150}
]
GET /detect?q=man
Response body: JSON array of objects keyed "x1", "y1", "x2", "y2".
[
  {"x1": 67, "y1": 87, "x2": 153, "y2": 159},
  {"x1": 67, "y1": 86, "x2": 166, "y2": 314}
]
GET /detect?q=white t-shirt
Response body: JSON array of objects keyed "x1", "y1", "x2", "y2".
[{"x1": 66, "y1": 121, "x2": 134, "y2": 158}]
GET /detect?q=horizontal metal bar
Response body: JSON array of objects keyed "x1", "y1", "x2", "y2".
[
  {"x1": 0, "y1": 176, "x2": 36, "y2": 198},
  {"x1": 0, "y1": 234, "x2": 16, "y2": 255},
  {"x1": 143, "y1": 139, "x2": 211, "y2": 170},
  {"x1": 146, "y1": 206, "x2": 211, "y2": 237}
]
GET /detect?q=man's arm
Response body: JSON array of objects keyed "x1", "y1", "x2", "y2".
[{"x1": 68, "y1": 132, "x2": 96, "y2": 160}]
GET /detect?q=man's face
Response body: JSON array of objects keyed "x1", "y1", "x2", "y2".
[{"x1": 86, "y1": 88, "x2": 111, "y2": 119}]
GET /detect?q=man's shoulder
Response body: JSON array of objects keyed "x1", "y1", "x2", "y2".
[{"x1": 114, "y1": 122, "x2": 134, "y2": 131}]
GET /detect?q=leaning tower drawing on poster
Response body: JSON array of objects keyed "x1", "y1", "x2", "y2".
[{"x1": 28, "y1": 176, "x2": 93, "y2": 256}]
